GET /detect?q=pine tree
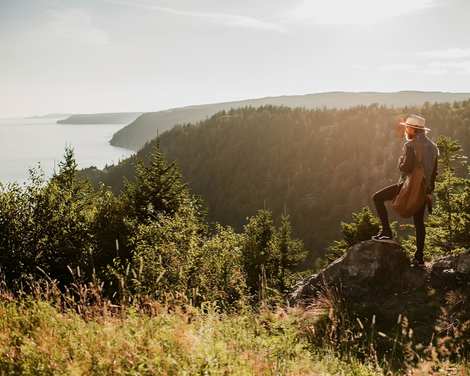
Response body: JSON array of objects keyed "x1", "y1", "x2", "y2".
[
  {"x1": 91, "y1": 184, "x2": 131, "y2": 272},
  {"x1": 241, "y1": 209, "x2": 277, "y2": 297},
  {"x1": 105, "y1": 144, "x2": 211, "y2": 301},
  {"x1": 38, "y1": 147, "x2": 96, "y2": 283},
  {"x1": 276, "y1": 212, "x2": 306, "y2": 294},
  {"x1": 325, "y1": 207, "x2": 382, "y2": 265},
  {"x1": 426, "y1": 136, "x2": 469, "y2": 255},
  {"x1": 123, "y1": 144, "x2": 206, "y2": 227}
]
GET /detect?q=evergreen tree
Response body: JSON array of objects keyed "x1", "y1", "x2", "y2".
[
  {"x1": 36, "y1": 147, "x2": 96, "y2": 283},
  {"x1": 276, "y1": 212, "x2": 306, "y2": 294},
  {"x1": 105, "y1": 145, "x2": 215, "y2": 303},
  {"x1": 241, "y1": 209, "x2": 277, "y2": 297},
  {"x1": 91, "y1": 183, "x2": 132, "y2": 273},
  {"x1": 426, "y1": 136, "x2": 469, "y2": 255},
  {"x1": 454, "y1": 171, "x2": 470, "y2": 247},
  {"x1": 123, "y1": 144, "x2": 206, "y2": 228},
  {"x1": 325, "y1": 207, "x2": 382, "y2": 265}
]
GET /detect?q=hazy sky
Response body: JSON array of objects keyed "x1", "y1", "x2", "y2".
[{"x1": 1, "y1": 0, "x2": 470, "y2": 117}]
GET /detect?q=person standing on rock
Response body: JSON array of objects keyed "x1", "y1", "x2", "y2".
[{"x1": 371, "y1": 115, "x2": 438, "y2": 265}]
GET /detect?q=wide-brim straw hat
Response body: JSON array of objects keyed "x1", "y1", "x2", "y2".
[{"x1": 399, "y1": 114, "x2": 431, "y2": 131}]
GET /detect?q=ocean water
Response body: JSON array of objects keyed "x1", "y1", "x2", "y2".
[{"x1": 0, "y1": 117, "x2": 135, "y2": 185}]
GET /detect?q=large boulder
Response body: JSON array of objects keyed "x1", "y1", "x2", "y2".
[
  {"x1": 290, "y1": 241, "x2": 470, "y2": 306},
  {"x1": 289, "y1": 242, "x2": 470, "y2": 346},
  {"x1": 290, "y1": 240, "x2": 425, "y2": 304}
]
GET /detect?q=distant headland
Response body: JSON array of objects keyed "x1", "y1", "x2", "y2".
[
  {"x1": 25, "y1": 113, "x2": 73, "y2": 119},
  {"x1": 57, "y1": 112, "x2": 144, "y2": 125}
]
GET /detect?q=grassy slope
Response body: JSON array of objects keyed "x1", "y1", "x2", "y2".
[
  {"x1": 0, "y1": 298, "x2": 358, "y2": 375},
  {"x1": 1, "y1": 284, "x2": 470, "y2": 375}
]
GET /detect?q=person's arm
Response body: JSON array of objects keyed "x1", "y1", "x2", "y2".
[{"x1": 399, "y1": 144, "x2": 415, "y2": 174}]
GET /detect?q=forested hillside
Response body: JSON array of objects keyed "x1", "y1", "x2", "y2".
[
  {"x1": 82, "y1": 100, "x2": 470, "y2": 263},
  {"x1": 109, "y1": 91, "x2": 470, "y2": 151}
]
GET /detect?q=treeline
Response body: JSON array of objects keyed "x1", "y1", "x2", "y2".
[
  {"x1": 83, "y1": 100, "x2": 470, "y2": 262},
  {"x1": 0, "y1": 147, "x2": 307, "y2": 306},
  {"x1": 108, "y1": 92, "x2": 470, "y2": 151}
]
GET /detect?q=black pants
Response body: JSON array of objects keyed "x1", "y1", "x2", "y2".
[{"x1": 372, "y1": 184, "x2": 426, "y2": 261}]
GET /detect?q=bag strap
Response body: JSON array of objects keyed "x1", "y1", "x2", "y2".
[{"x1": 412, "y1": 139, "x2": 422, "y2": 164}]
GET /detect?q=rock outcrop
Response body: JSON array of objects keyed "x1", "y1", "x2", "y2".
[
  {"x1": 428, "y1": 251, "x2": 470, "y2": 289},
  {"x1": 290, "y1": 240, "x2": 470, "y2": 305}
]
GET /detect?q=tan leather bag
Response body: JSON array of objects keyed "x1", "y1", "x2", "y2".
[{"x1": 392, "y1": 139, "x2": 428, "y2": 218}]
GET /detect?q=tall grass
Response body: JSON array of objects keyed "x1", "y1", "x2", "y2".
[{"x1": 1, "y1": 278, "x2": 469, "y2": 375}]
